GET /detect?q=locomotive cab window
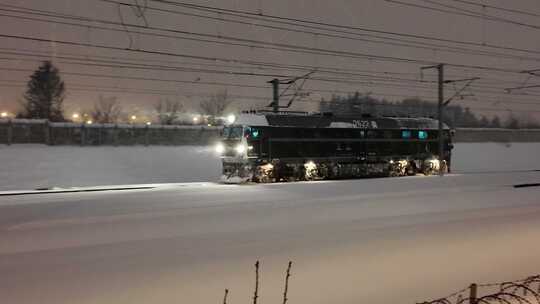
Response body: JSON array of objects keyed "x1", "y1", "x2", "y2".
[{"x1": 223, "y1": 126, "x2": 243, "y2": 139}]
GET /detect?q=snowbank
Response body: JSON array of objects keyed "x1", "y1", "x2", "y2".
[
  {"x1": 452, "y1": 142, "x2": 540, "y2": 173},
  {"x1": 0, "y1": 145, "x2": 221, "y2": 191},
  {"x1": 0, "y1": 142, "x2": 539, "y2": 191}
]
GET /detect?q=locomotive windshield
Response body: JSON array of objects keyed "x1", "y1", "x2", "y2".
[{"x1": 223, "y1": 126, "x2": 243, "y2": 139}]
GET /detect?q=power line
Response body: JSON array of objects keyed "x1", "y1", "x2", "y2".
[
  {"x1": 0, "y1": 9, "x2": 441, "y2": 66},
  {"x1": 386, "y1": 0, "x2": 540, "y2": 31},
  {"x1": 1, "y1": 44, "x2": 532, "y2": 90},
  {"x1": 0, "y1": 81, "x2": 271, "y2": 100},
  {"x1": 0, "y1": 30, "x2": 528, "y2": 79},
  {"x1": 91, "y1": 0, "x2": 540, "y2": 63},
  {"x1": 0, "y1": 46, "x2": 431, "y2": 78},
  {"x1": 447, "y1": 0, "x2": 540, "y2": 19},
  {"x1": 6, "y1": 54, "x2": 540, "y2": 103},
  {"x1": 142, "y1": 0, "x2": 540, "y2": 57},
  {"x1": 4, "y1": 2, "x2": 534, "y2": 71},
  {"x1": 0, "y1": 49, "x2": 442, "y2": 85},
  {"x1": 1, "y1": 4, "x2": 537, "y2": 75}
]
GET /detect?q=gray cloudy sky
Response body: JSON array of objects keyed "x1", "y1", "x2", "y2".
[{"x1": 1, "y1": 0, "x2": 540, "y2": 119}]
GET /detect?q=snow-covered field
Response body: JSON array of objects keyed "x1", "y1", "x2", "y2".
[
  {"x1": 0, "y1": 145, "x2": 221, "y2": 191},
  {"x1": 1, "y1": 143, "x2": 540, "y2": 304},
  {"x1": 0, "y1": 168, "x2": 539, "y2": 304},
  {"x1": 1, "y1": 143, "x2": 540, "y2": 191}
]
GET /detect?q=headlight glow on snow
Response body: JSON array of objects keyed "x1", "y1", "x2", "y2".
[
  {"x1": 215, "y1": 143, "x2": 225, "y2": 154},
  {"x1": 426, "y1": 158, "x2": 440, "y2": 170},
  {"x1": 235, "y1": 144, "x2": 246, "y2": 154}
]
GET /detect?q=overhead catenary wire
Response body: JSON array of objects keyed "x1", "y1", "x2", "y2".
[
  {"x1": 2, "y1": 4, "x2": 538, "y2": 78},
  {"x1": 0, "y1": 9, "x2": 449, "y2": 67},
  {"x1": 0, "y1": 30, "x2": 528, "y2": 79},
  {"x1": 5, "y1": 53, "x2": 540, "y2": 106},
  {"x1": 139, "y1": 0, "x2": 540, "y2": 57},
  {"x1": 447, "y1": 0, "x2": 540, "y2": 19},
  {"x1": 0, "y1": 82, "x2": 271, "y2": 100},
  {"x1": 89, "y1": 0, "x2": 540, "y2": 63},
  {"x1": 386, "y1": 0, "x2": 540, "y2": 31},
  {"x1": 0, "y1": 3, "x2": 540, "y2": 72}
]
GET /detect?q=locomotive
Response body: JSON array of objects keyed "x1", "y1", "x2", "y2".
[{"x1": 215, "y1": 111, "x2": 454, "y2": 183}]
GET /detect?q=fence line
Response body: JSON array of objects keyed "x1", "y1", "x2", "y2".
[
  {"x1": 2, "y1": 119, "x2": 540, "y2": 146},
  {"x1": 419, "y1": 275, "x2": 540, "y2": 304},
  {"x1": 0, "y1": 119, "x2": 221, "y2": 146}
]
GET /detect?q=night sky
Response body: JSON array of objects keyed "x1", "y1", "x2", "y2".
[{"x1": 1, "y1": 0, "x2": 540, "y2": 119}]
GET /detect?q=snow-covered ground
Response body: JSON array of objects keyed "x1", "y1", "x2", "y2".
[
  {"x1": 0, "y1": 170, "x2": 539, "y2": 304},
  {"x1": 0, "y1": 145, "x2": 221, "y2": 191},
  {"x1": 1, "y1": 143, "x2": 540, "y2": 304},
  {"x1": 1, "y1": 143, "x2": 540, "y2": 191}
]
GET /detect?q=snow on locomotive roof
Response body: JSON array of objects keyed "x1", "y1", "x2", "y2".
[
  {"x1": 235, "y1": 113, "x2": 270, "y2": 126},
  {"x1": 235, "y1": 112, "x2": 448, "y2": 129}
]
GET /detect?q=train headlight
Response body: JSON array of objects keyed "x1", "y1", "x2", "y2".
[
  {"x1": 304, "y1": 161, "x2": 318, "y2": 179},
  {"x1": 226, "y1": 114, "x2": 236, "y2": 124},
  {"x1": 304, "y1": 161, "x2": 317, "y2": 171},
  {"x1": 215, "y1": 143, "x2": 225, "y2": 154},
  {"x1": 235, "y1": 144, "x2": 246, "y2": 154}
]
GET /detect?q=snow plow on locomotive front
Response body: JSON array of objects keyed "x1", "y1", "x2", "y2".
[{"x1": 214, "y1": 112, "x2": 454, "y2": 183}]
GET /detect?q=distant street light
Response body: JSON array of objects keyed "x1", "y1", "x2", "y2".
[
  {"x1": 131, "y1": 115, "x2": 137, "y2": 121},
  {"x1": 226, "y1": 114, "x2": 236, "y2": 124},
  {"x1": 146, "y1": 122, "x2": 151, "y2": 125},
  {"x1": 193, "y1": 116, "x2": 199, "y2": 123},
  {"x1": 86, "y1": 120, "x2": 93, "y2": 125},
  {"x1": 0, "y1": 112, "x2": 8, "y2": 118},
  {"x1": 72, "y1": 113, "x2": 80, "y2": 119}
]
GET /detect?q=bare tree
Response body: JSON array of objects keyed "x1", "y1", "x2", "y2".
[
  {"x1": 154, "y1": 98, "x2": 184, "y2": 125},
  {"x1": 199, "y1": 90, "x2": 232, "y2": 117},
  {"x1": 91, "y1": 95, "x2": 123, "y2": 123}
]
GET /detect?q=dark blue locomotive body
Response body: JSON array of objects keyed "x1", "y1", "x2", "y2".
[{"x1": 215, "y1": 111, "x2": 453, "y2": 183}]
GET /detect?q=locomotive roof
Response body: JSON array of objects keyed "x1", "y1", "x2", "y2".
[{"x1": 234, "y1": 112, "x2": 448, "y2": 129}]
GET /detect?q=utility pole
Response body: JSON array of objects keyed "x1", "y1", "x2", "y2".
[
  {"x1": 269, "y1": 78, "x2": 280, "y2": 113},
  {"x1": 421, "y1": 64, "x2": 479, "y2": 176},
  {"x1": 267, "y1": 71, "x2": 316, "y2": 113},
  {"x1": 421, "y1": 64, "x2": 445, "y2": 176},
  {"x1": 437, "y1": 64, "x2": 444, "y2": 177}
]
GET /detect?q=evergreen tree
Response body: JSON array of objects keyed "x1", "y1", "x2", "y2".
[{"x1": 21, "y1": 61, "x2": 66, "y2": 121}]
